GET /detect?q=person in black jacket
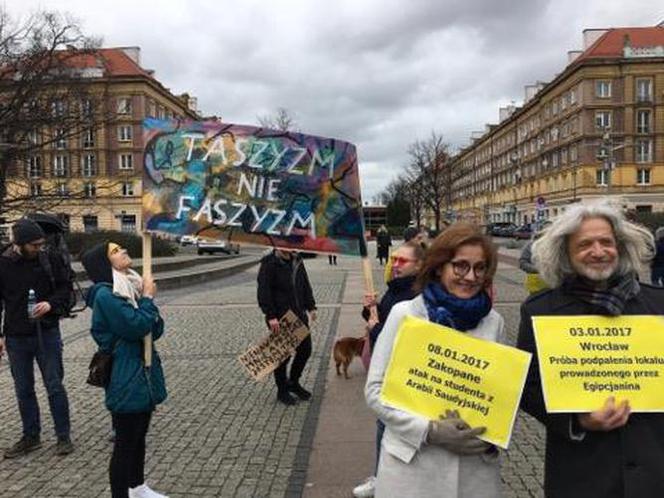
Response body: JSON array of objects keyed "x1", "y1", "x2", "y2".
[
  {"x1": 0, "y1": 219, "x2": 73, "y2": 458},
  {"x1": 353, "y1": 240, "x2": 425, "y2": 498},
  {"x1": 517, "y1": 201, "x2": 664, "y2": 498},
  {"x1": 257, "y1": 249, "x2": 317, "y2": 405}
]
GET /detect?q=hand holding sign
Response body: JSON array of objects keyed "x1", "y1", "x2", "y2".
[
  {"x1": 578, "y1": 396, "x2": 631, "y2": 431},
  {"x1": 428, "y1": 410, "x2": 489, "y2": 455}
]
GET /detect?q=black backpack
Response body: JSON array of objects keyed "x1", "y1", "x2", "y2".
[{"x1": 27, "y1": 213, "x2": 84, "y2": 318}]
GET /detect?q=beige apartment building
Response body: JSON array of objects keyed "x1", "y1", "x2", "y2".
[
  {"x1": 5, "y1": 46, "x2": 200, "y2": 233},
  {"x1": 452, "y1": 24, "x2": 664, "y2": 226}
]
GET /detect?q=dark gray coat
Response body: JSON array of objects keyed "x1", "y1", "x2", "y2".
[{"x1": 517, "y1": 283, "x2": 664, "y2": 498}]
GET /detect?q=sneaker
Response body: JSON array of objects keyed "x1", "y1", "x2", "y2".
[
  {"x1": 277, "y1": 390, "x2": 297, "y2": 406},
  {"x1": 352, "y1": 476, "x2": 376, "y2": 498},
  {"x1": 129, "y1": 483, "x2": 169, "y2": 498},
  {"x1": 4, "y1": 435, "x2": 41, "y2": 459},
  {"x1": 287, "y1": 381, "x2": 312, "y2": 401},
  {"x1": 55, "y1": 437, "x2": 74, "y2": 456}
]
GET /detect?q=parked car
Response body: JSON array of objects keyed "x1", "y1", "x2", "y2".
[
  {"x1": 513, "y1": 224, "x2": 533, "y2": 239},
  {"x1": 197, "y1": 237, "x2": 240, "y2": 255},
  {"x1": 486, "y1": 222, "x2": 516, "y2": 237},
  {"x1": 180, "y1": 235, "x2": 199, "y2": 246}
]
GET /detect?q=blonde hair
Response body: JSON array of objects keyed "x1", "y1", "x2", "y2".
[{"x1": 532, "y1": 201, "x2": 654, "y2": 288}]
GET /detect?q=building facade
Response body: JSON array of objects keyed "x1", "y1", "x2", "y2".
[
  {"x1": 5, "y1": 46, "x2": 200, "y2": 232},
  {"x1": 452, "y1": 25, "x2": 664, "y2": 226}
]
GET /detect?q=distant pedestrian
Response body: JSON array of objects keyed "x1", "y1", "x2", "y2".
[
  {"x1": 0, "y1": 218, "x2": 73, "y2": 459},
  {"x1": 353, "y1": 241, "x2": 425, "y2": 498},
  {"x1": 376, "y1": 226, "x2": 391, "y2": 266},
  {"x1": 81, "y1": 242, "x2": 168, "y2": 498},
  {"x1": 651, "y1": 226, "x2": 664, "y2": 286},
  {"x1": 328, "y1": 254, "x2": 338, "y2": 265},
  {"x1": 257, "y1": 249, "x2": 317, "y2": 405},
  {"x1": 403, "y1": 222, "x2": 418, "y2": 242},
  {"x1": 366, "y1": 223, "x2": 504, "y2": 497}
]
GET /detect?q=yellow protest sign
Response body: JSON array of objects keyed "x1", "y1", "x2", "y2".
[
  {"x1": 533, "y1": 315, "x2": 664, "y2": 412},
  {"x1": 380, "y1": 315, "x2": 531, "y2": 449}
]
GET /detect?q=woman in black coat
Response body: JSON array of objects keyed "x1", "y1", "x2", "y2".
[
  {"x1": 257, "y1": 249, "x2": 317, "y2": 406},
  {"x1": 376, "y1": 226, "x2": 391, "y2": 265}
]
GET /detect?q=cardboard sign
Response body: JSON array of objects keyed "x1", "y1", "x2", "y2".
[
  {"x1": 142, "y1": 119, "x2": 366, "y2": 255},
  {"x1": 533, "y1": 315, "x2": 664, "y2": 412},
  {"x1": 238, "y1": 310, "x2": 310, "y2": 381},
  {"x1": 380, "y1": 315, "x2": 531, "y2": 449}
]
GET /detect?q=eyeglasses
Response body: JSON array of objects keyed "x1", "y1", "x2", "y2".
[
  {"x1": 390, "y1": 256, "x2": 417, "y2": 266},
  {"x1": 449, "y1": 260, "x2": 488, "y2": 279}
]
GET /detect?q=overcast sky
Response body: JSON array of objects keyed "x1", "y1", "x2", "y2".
[{"x1": 8, "y1": 0, "x2": 664, "y2": 202}]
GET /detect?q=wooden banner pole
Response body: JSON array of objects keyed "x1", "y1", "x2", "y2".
[
  {"x1": 362, "y1": 256, "x2": 379, "y2": 323},
  {"x1": 142, "y1": 233, "x2": 153, "y2": 368}
]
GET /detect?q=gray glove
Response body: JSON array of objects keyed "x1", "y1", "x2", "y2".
[{"x1": 427, "y1": 410, "x2": 490, "y2": 455}]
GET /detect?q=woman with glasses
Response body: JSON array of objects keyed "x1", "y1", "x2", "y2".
[
  {"x1": 81, "y1": 242, "x2": 168, "y2": 498},
  {"x1": 365, "y1": 223, "x2": 505, "y2": 498},
  {"x1": 353, "y1": 240, "x2": 426, "y2": 498}
]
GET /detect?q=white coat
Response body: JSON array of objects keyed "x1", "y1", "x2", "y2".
[{"x1": 365, "y1": 295, "x2": 506, "y2": 498}]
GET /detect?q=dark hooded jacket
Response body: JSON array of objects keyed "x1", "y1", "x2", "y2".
[
  {"x1": 0, "y1": 245, "x2": 70, "y2": 336},
  {"x1": 257, "y1": 251, "x2": 316, "y2": 326},
  {"x1": 362, "y1": 274, "x2": 418, "y2": 350}
]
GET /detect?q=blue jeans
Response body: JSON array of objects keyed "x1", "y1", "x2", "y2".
[{"x1": 6, "y1": 327, "x2": 71, "y2": 439}]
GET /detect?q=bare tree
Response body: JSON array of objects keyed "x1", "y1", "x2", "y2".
[
  {"x1": 406, "y1": 132, "x2": 452, "y2": 232},
  {"x1": 0, "y1": 9, "x2": 111, "y2": 219},
  {"x1": 257, "y1": 107, "x2": 298, "y2": 132},
  {"x1": 378, "y1": 175, "x2": 411, "y2": 228}
]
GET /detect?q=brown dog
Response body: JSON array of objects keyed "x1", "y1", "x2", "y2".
[{"x1": 333, "y1": 336, "x2": 366, "y2": 379}]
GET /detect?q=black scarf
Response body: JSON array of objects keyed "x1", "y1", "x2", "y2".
[{"x1": 562, "y1": 272, "x2": 640, "y2": 316}]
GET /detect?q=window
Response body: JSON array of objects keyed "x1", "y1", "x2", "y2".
[
  {"x1": 595, "y1": 111, "x2": 611, "y2": 130},
  {"x1": 635, "y1": 139, "x2": 653, "y2": 163},
  {"x1": 148, "y1": 100, "x2": 157, "y2": 118},
  {"x1": 636, "y1": 110, "x2": 651, "y2": 134},
  {"x1": 84, "y1": 182, "x2": 96, "y2": 198},
  {"x1": 118, "y1": 125, "x2": 132, "y2": 142},
  {"x1": 81, "y1": 99, "x2": 93, "y2": 117},
  {"x1": 570, "y1": 87, "x2": 577, "y2": 104},
  {"x1": 53, "y1": 155, "x2": 69, "y2": 177},
  {"x1": 117, "y1": 97, "x2": 132, "y2": 115},
  {"x1": 82, "y1": 154, "x2": 96, "y2": 177},
  {"x1": 27, "y1": 156, "x2": 42, "y2": 178},
  {"x1": 596, "y1": 80, "x2": 611, "y2": 98},
  {"x1": 27, "y1": 130, "x2": 38, "y2": 145},
  {"x1": 54, "y1": 129, "x2": 67, "y2": 149},
  {"x1": 30, "y1": 182, "x2": 42, "y2": 197},
  {"x1": 120, "y1": 215, "x2": 136, "y2": 233},
  {"x1": 83, "y1": 215, "x2": 98, "y2": 233},
  {"x1": 561, "y1": 147, "x2": 568, "y2": 165},
  {"x1": 637, "y1": 168, "x2": 651, "y2": 185},
  {"x1": 56, "y1": 183, "x2": 69, "y2": 197},
  {"x1": 121, "y1": 182, "x2": 134, "y2": 196},
  {"x1": 157, "y1": 106, "x2": 165, "y2": 119},
  {"x1": 636, "y1": 79, "x2": 652, "y2": 102},
  {"x1": 118, "y1": 153, "x2": 133, "y2": 170},
  {"x1": 82, "y1": 129, "x2": 95, "y2": 148},
  {"x1": 51, "y1": 99, "x2": 66, "y2": 117},
  {"x1": 596, "y1": 169, "x2": 610, "y2": 186}
]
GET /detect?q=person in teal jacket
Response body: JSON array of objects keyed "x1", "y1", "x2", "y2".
[{"x1": 81, "y1": 242, "x2": 167, "y2": 498}]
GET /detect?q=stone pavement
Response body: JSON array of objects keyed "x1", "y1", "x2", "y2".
[{"x1": 0, "y1": 248, "x2": 546, "y2": 497}]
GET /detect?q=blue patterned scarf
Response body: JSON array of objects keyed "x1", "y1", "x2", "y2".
[{"x1": 422, "y1": 282, "x2": 492, "y2": 331}]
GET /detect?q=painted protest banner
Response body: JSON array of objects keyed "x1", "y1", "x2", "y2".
[
  {"x1": 380, "y1": 315, "x2": 531, "y2": 449},
  {"x1": 142, "y1": 119, "x2": 366, "y2": 255},
  {"x1": 238, "y1": 310, "x2": 310, "y2": 381},
  {"x1": 533, "y1": 315, "x2": 664, "y2": 412}
]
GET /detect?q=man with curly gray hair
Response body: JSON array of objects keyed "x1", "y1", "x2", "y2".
[{"x1": 516, "y1": 200, "x2": 664, "y2": 498}]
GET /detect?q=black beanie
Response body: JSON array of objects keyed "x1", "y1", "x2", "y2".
[
  {"x1": 81, "y1": 242, "x2": 113, "y2": 284},
  {"x1": 13, "y1": 218, "x2": 45, "y2": 245}
]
